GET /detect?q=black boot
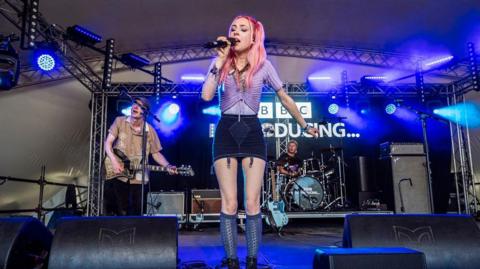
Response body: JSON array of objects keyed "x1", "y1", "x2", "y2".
[
  {"x1": 217, "y1": 257, "x2": 240, "y2": 269},
  {"x1": 246, "y1": 256, "x2": 257, "y2": 269}
]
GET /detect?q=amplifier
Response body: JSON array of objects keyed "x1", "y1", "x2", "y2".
[
  {"x1": 380, "y1": 142, "x2": 424, "y2": 157},
  {"x1": 191, "y1": 189, "x2": 221, "y2": 214},
  {"x1": 147, "y1": 192, "x2": 185, "y2": 215}
]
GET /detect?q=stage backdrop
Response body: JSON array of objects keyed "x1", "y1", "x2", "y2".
[{"x1": 107, "y1": 93, "x2": 453, "y2": 213}]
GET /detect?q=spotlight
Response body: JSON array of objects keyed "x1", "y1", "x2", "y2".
[
  {"x1": 202, "y1": 105, "x2": 221, "y2": 116},
  {"x1": 167, "y1": 103, "x2": 180, "y2": 115},
  {"x1": 120, "y1": 53, "x2": 150, "y2": 68},
  {"x1": 357, "y1": 101, "x2": 370, "y2": 115},
  {"x1": 360, "y1": 75, "x2": 385, "y2": 87},
  {"x1": 307, "y1": 75, "x2": 331, "y2": 81},
  {"x1": 36, "y1": 54, "x2": 55, "y2": 71},
  {"x1": 385, "y1": 103, "x2": 397, "y2": 115},
  {"x1": 161, "y1": 102, "x2": 181, "y2": 124},
  {"x1": 328, "y1": 103, "x2": 339, "y2": 115},
  {"x1": 33, "y1": 41, "x2": 58, "y2": 72},
  {"x1": 0, "y1": 34, "x2": 20, "y2": 91},
  {"x1": 66, "y1": 25, "x2": 102, "y2": 46},
  {"x1": 181, "y1": 75, "x2": 205, "y2": 83},
  {"x1": 424, "y1": 55, "x2": 454, "y2": 68},
  {"x1": 102, "y1": 39, "x2": 115, "y2": 89},
  {"x1": 467, "y1": 43, "x2": 479, "y2": 91},
  {"x1": 20, "y1": 0, "x2": 40, "y2": 49}
]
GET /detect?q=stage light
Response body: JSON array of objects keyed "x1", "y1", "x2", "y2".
[
  {"x1": 328, "y1": 103, "x2": 339, "y2": 115},
  {"x1": 356, "y1": 100, "x2": 370, "y2": 115},
  {"x1": 434, "y1": 102, "x2": 480, "y2": 128},
  {"x1": 360, "y1": 75, "x2": 385, "y2": 88},
  {"x1": 161, "y1": 102, "x2": 181, "y2": 124},
  {"x1": 36, "y1": 53, "x2": 55, "y2": 71},
  {"x1": 467, "y1": 43, "x2": 479, "y2": 91},
  {"x1": 202, "y1": 105, "x2": 221, "y2": 116},
  {"x1": 102, "y1": 39, "x2": 115, "y2": 89},
  {"x1": 33, "y1": 42, "x2": 59, "y2": 72},
  {"x1": 385, "y1": 103, "x2": 397, "y2": 115},
  {"x1": 121, "y1": 106, "x2": 132, "y2": 116},
  {"x1": 424, "y1": 55, "x2": 453, "y2": 67},
  {"x1": 0, "y1": 35, "x2": 20, "y2": 91},
  {"x1": 363, "y1": 76, "x2": 386, "y2": 81},
  {"x1": 120, "y1": 53, "x2": 150, "y2": 68},
  {"x1": 181, "y1": 75, "x2": 205, "y2": 83},
  {"x1": 20, "y1": 0, "x2": 40, "y2": 49},
  {"x1": 167, "y1": 103, "x2": 180, "y2": 114},
  {"x1": 66, "y1": 25, "x2": 102, "y2": 45},
  {"x1": 307, "y1": 75, "x2": 331, "y2": 81}
]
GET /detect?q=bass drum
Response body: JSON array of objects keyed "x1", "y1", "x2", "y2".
[{"x1": 283, "y1": 176, "x2": 324, "y2": 210}]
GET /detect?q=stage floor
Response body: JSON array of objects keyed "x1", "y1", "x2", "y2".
[{"x1": 178, "y1": 218, "x2": 344, "y2": 269}]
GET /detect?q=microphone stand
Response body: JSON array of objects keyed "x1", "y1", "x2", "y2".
[
  {"x1": 139, "y1": 105, "x2": 161, "y2": 216},
  {"x1": 400, "y1": 105, "x2": 449, "y2": 213},
  {"x1": 120, "y1": 90, "x2": 161, "y2": 216}
]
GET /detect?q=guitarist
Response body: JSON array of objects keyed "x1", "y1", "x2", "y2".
[
  {"x1": 104, "y1": 97, "x2": 177, "y2": 216},
  {"x1": 276, "y1": 140, "x2": 302, "y2": 178}
]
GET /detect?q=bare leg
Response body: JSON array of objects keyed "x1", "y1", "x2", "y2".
[
  {"x1": 215, "y1": 158, "x2": 239, "y2": 261},
  {"x1": 242, "y1": 157, "x2": 265, "y2": 262}
]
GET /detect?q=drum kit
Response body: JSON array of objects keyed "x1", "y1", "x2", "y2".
[{"x1": 263, "y1": 146, "x2": 347, "y2": 212}]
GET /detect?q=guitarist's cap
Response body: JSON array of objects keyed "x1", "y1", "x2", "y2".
[{"x1": 134, "y1": 97, "x2": 151, "y2": 112}]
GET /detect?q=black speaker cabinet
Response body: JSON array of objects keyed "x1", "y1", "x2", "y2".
[
  {"x1": 313, "y1": 247, "x2": 426, "y2": 269},
  {"x1": 343, "y1": 214, "x2": 480, "y2": 269},
  {"x1": 48, "y1": 216, "x2": 178, "y2": 269},
  {"x1": 0, "y1": 217, "x2": 52, "y2": 269}
]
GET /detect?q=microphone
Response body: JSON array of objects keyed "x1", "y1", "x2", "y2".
[{"x1": 204, "y1": 38, "x2": 238, "y2": 49}]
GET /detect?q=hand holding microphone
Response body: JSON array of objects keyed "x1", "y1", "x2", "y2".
[
  {"x1": 203, "y1": 37, "x2": 238, "y2": 49},
  {"x1": 205, "y1": 36, "x2": 238, "y2": 70}
]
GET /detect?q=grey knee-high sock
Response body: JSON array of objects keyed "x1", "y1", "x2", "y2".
[
  {"x1": 220, "y1": 212, "x2": 238, "y2": 259},
  {"x1": 246, "y1": 213, "x2": 262, "y2": 258}
]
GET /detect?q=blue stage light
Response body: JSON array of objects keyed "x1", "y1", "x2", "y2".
[
  {"x1": 167, "y1": 103, "x2": 180, "y2": 114},
  {"x1": 181, "y1": 75, "x2": 205, "y2": 83},
  {"x1": 161, "y1": 102, "x2": 181, "y2": 124},
  {"x1": 424, "y1": 55, "x2": 453, "y2": 67},
  {"x1": 120, "y1": 53, "x2": 150, "y2": 68},
  {"x1": 434, "y1": 102, "x2": 480, "y2": 128},
  {"x1": 202, "y1": 105, "x2": 221, "y2": 116},
  {"x1": 307, "y1": 75, "x2": 332, "y2": 81},
  {"x1": 36, "y1": 53, "x2": 56, "y2": 71},
  {"x1": 66, "y1": 25, "x2": 102, "y2": 45},
  {"x1": 121, "y1": 106, "x2": 132, "y2": 116},
  {"x1": 385, "y1": 103, "x2": 397, "y2": 115},
  {"x1": 328, "y1": 103, "x2": 339, "y2": 115}
]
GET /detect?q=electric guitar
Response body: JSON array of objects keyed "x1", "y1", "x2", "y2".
[
  {"x1": 104, "y1": 149, "x2": 195, "y2": 180},
  {"x1": 265, "y1": 164, "x2": 288, "y2": 230}
]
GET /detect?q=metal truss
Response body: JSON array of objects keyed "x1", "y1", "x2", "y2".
[
  {"x1": 86, "y1": 92, "x2": 108, "y2": 216},
  {"x1": 448, "y1": 88, "x2": 479, "y2": 215},
  {"x1": 107, "y1": 81, "x2": 452, "y2": 98},
  {"x1": 1, "y1": 0, "x2": 107, "y2": 216},
  {"x1": 14, "y1": 42, "x2": 469, "y2": 88}
]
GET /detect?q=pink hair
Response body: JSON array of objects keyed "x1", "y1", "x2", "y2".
[{"x1": 218, "y1": 15, "x2": 267, "y2": 89}]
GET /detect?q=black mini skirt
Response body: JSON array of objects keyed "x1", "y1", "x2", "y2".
[{"x1": 213, "y1": 114, "x2": 266, "y2": 162}]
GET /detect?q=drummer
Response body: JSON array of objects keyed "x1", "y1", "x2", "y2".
[{"x1": 277, "y1": 139, "x2": 302, "y2": 178}]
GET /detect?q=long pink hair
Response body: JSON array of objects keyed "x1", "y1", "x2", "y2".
[{"x1": 218, "y1": 15, "x2": 267, "y2": 89}]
